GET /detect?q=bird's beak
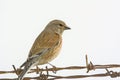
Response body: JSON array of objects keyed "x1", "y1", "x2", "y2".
[{"x1": 64, "y1": 26, "x2": 71, "y2": 30}]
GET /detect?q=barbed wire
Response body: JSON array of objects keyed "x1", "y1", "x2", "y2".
[{"x1": 0, "y1": 55, "x2": 120, "y2": 80}]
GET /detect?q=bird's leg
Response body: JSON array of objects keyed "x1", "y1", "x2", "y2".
[
  {"x1": 36, "y1": 65, "x2": 40, "y2": 74},
  {"x1": 48, "y1": 63, "x2": 57, "y2": 74}
]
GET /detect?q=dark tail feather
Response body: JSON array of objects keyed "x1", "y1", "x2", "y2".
[
  {"x1": 17, "y1": 48, "x2": 49, "y2": 80},
  {"x1": 17, "y1": 60, "x2": 34, "y2": 80}
]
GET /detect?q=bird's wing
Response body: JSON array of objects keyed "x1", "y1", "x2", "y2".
[
  {"x1": 20, "y1": 32, "x2": 61, "y2": 68},
  {"x1": 29, "y1": 31, "x2": 61, "y2": 57}
]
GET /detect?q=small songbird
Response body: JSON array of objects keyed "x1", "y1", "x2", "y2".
[{"x1": 17, "y1": 20, "x2": 71, "y2": 80}]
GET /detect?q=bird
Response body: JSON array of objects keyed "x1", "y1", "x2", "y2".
[{"x1": 17, "y1": 19, "x2": 71, "y2": 80}]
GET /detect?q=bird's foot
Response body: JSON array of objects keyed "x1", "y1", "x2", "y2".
[{"x1": 48, "y1": 63, "x2": 57, "y2": 74}]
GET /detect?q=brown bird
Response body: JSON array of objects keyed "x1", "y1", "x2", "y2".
[{"x1": 17, "y1": 20, "x2": 71, "y2": 80}]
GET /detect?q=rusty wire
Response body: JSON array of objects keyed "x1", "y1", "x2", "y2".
[{"x1": 0, "y1": 55, "x2": 120, "y2": 80}]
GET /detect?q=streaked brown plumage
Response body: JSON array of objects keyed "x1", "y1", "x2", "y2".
[{"x1": 17, "y1": 20, "x2": 70, "y2": 80}]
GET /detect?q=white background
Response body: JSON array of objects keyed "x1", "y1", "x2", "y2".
[{"x1": 0, "y1": 0, "x2": 120, "y2": 80}]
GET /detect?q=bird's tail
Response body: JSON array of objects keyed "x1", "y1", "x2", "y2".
[
  {"x1": 17, "y1": 60, "x2": 34, "y2": 80},
  {"x1": 16, "y1": 48, "x2": 49, "y2": 80}
]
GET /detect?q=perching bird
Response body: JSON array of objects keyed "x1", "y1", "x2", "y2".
[{"x1": 17, "y1": 20, "x2": 71, "y2": 80}]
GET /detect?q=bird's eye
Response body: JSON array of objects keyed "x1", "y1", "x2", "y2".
[{"x1": 59, "y1": 24, "x2": 63, "y2": 26}]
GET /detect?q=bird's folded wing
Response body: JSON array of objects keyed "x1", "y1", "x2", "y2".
[
  {"x1": 20, "y1": 32, "x2": 60, "y2": 68},
  {"x1": 29, "y1": 32, "x2": 60, "y2": 57}
]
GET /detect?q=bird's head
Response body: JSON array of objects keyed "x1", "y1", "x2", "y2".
[{"x1": 45, "y1": 20, "x2": 71, "y2": 34}]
